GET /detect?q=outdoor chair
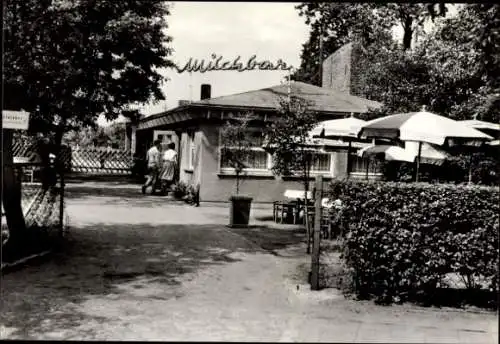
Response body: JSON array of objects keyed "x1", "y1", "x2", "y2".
[
  {"x1": 273, "y1": 200, "x2": 300, "y2": 224},
  {"x1": 303, "y1": 198, "x2": 344, "y2": 240}
]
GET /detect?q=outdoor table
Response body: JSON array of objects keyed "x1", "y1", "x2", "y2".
[
  {"x1": 274, "y1": 190, "x2": 318, "y2": 225},
  {"x1": 283, "y1": 189, "x2": 313, "y2": 200}
]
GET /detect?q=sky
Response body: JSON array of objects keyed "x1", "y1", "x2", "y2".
[
  {"x1": 99, "y1": 2, "x2": 460, "y2": 126},
  {"x1": 99, "y1": 2, "x2": 309, "y2": 125},
  {"x1": 144, "y1": 1, "x2": 310, "y2": 113}
]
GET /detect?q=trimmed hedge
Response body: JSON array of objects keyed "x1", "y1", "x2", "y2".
[{"x1": 328, "y1": 180, "x2": 499, "y2": 307}]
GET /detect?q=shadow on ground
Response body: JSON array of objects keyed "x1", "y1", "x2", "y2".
[
  {"x1": 228, "y1": 225, "x2": 306, "y2": 255},
  {"x1": 0, "y1": 220, "x2": 306, "y2": 339},
  {"x1": 64, "y1": 187, "x2": 147, "y2": 200}
]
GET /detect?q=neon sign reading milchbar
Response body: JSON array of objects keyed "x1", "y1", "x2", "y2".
[{"x1": 176, "y1": 54, "x2": 293, "y2": 73}]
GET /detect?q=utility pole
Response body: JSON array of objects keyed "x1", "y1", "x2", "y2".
[
  {"x1": 310, "y1": 175, "x2": 323, "y2": 290},
  {"x1": 318, "y1": 24, "x2": 324, "y2": 87}
]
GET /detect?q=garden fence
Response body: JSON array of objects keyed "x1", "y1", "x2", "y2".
[
  {"x1": 1, "y1": 162, "x2": 67, "y2": 267},
  {"x1": 70, "y1": 147, "x2": 132, "y2": 175},
  {"x1": 12, "y1": 140, "x2": 133, "y2": 175}
]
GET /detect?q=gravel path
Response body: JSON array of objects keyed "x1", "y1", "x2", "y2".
[{"x1": 1, "y1": 186, "x2": 497, "y2": 342}]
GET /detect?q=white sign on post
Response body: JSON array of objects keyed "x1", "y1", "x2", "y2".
[{"x1": 2, "y1": 110, "x2": 30, "y2": 130}]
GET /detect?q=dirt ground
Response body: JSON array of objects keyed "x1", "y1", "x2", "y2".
[{"x1": 0, "y1": 182, "x2": 498, "y2": 342}]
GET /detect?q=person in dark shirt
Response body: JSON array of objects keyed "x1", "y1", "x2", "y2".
[{"x1": 36, "y1": 138, "x2": 57, "y2": 190}]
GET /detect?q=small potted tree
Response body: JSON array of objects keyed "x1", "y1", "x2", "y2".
[
  {"x1": 264, "y1": 95, "x2": 319, "y2": 253},
  {"x1": 220, "y1": 113, "x2": 254, "y2": 227}
]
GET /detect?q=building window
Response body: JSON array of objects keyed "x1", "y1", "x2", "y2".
[
  {"x1": 350, "y1": 154, "x2": 383, "y2": 174},
  {"x1": 219, "y1": 130, "x2": 270, "y2": 172},
  {"x1": 220, "y1": 148, "x2": 269, "y2": 170},
  {"x1": 286, "y1": 152, "x2": 333, "y2": 176},
  {"x1": 310, "y1": 153, "x2": 332, "y2": 172}
]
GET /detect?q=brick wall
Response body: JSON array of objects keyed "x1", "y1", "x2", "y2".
[
  {"x1": 321, "y1": 42, "x2": 366, "y2": 97},
  {"x1": 349, "y1": 43, "x2": 367, "y2": 98},
  {"x1": 322, "y1": 43, "x2": 352, "y2": 93}
]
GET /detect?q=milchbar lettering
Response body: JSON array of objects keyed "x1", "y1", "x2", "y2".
[{"x1": 175, "y1": 54, "x2": 293, "y2": 73}]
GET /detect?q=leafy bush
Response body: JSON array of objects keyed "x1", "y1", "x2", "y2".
[
  {"x1": 184, "y1": 184, "x2": 199, "y2": 205},
  {"x1": 328, "y1": 179, "x2": 499, "y2": 307},
  {"x1": 170, "y1": 181, "x2": 199, "y2": 206},
  {"x1": 171, "y1": 181, "x2": 188, "y2": 200}
]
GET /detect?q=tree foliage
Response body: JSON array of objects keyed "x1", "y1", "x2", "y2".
[
  {"x1": 265, "y1": 96, "x2": 318, "y2": 181},
  {"x1": 374, "y1": 3, "x2": 448, "y2": 50},
  {"x1": 2, "y1": 0, "x2": 173, "y2": 248},
  {"x1": 4, "y1": 0, "x2": 174, "y2": 141},
  {"x1": 293, "y1": 3, "x2": 448, "y2": 85},
  {"x1": 294, "y1": 3, "x2": 394, "y2": 85},
  {"x1": 264, "y1": 95, "x2": 319, "y2": 252},
  {"x1": 359, "y1": 4, "x2": 499, "y2": 123},
  {"x1": 296, "y1": 3, "x2": 499, "y2": 123},
  {"x1": 62, "y1": 123, "x2": 127, "y2": 149}
]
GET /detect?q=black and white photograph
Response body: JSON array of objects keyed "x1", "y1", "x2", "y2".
[{"x1": 1, "y1": 1, "x2": 498, "y2": 342}]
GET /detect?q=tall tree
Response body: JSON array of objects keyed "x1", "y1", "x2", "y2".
[
  {"x1": 359, "y1": 4, "x2": 499, "y2": 123},
  {"x1": 375, "y1": 3, "x2": 448, "y2": 50},
  {"x1": 2, "y1": 0, "x2": 174, "y2": 244},
  {"x1": 294, "y1": 3, "x2": 395, "y2": 85},
  {"x1": 294, "y1": 3, "x2": 449, "y2": 85}
]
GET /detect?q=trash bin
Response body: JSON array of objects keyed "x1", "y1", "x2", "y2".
[{"x1": 229, "y1": 195, "x2": 253, "y2": 228}]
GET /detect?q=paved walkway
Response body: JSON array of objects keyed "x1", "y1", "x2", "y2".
[{"x1": 1, "y1": 185, "x2": 498, "y2": 342}]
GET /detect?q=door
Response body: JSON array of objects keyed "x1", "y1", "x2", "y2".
[{"x1": 153, "y1": 130, "x2": 178, "y2": 151}]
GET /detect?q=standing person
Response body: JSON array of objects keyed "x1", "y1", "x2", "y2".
[
  {"x1": 142, "y1": 139, "x2": 162, "y2": 195},
  {"x1": 159, "y1": 142, "x2": 178, "y2": 195}
]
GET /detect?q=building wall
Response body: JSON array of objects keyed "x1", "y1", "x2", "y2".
[
  {"x1": 179, "y1": 128, "x2": 203, "y2": 188},
  {"x1": 139, "y1": 120, "x2": 355, "y2": 203},
  {"x1": 179, "y1": 132, "x2": 192, "y2": 184},
  {"x1": 333, "y1": 151, "x2": 348, "y2": 179},
  {"x1": 196, "y1": 123, "x2": 350, "y2": 203},
  {"x1": 321, "y1": 42, "x2": 366, "y2": 97},
  {"x1": 322, "y1": 43, "x2": 352, "y2": 93}
]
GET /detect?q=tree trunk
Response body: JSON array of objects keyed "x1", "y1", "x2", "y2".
[
  {"x1": 1, "y1": 130, "x2": 28, "y2": 248},
  {"x1": 236, "y1": 172, "x2": 240, "y2": 195},
  {"x1": 53, "y1": 124, "x2": 65, "y2": 155},
  {"x1": 402, "y1": 17, "x2": 414, "y2": 50}
]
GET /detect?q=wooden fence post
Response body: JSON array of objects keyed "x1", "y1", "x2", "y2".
[{"x1": 310, "y1": 175, "x2": 322, "y2": 291}]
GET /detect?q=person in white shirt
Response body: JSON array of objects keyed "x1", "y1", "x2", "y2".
[
  {"x1": 159, "y1": 142, "x2": 178, "y2": 195},
  {"x1": 142, "y1": 139, "x2": 162, "y2": 194}
]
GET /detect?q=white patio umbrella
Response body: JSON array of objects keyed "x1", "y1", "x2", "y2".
[
  {"x1": 357, "y1": 144, "x2": 413, "y2": 180},
  {"x1": 460, "y1": 119, "x2": 500, "y2": 137},
  {"x1": 359, "y1": 108, "x2": 493, "y2": 182},
  {"x1": 357, "y1": 145, "x2": 415, "y2": 162},
  {"x1": 403, "y1": 141, "x2": 450, "y2": 165},
  {"x1": 461, "y1": 119, "x2": 500, "y2": 147},
  {"x1": 310, "y1": 115, "x2": 367, "y2": 138},
  {"x1": 310, "y1": 115, "x2": 368, "y2": 179},
  {"x1": 357, "y1": 143, "x2": 449, "y2": 180}
]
